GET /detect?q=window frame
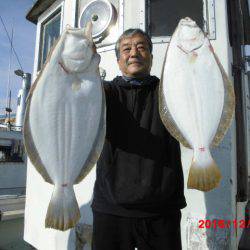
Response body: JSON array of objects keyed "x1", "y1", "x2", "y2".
[
  {"x1": 146, "y1": 0, "x2": 216, "y2": 44},
  {"x1": 37, "y1": 8, "x2": 62, "y2": 71},
  {"x1": 34, "y1": 1, "x2": 64, "y2": 74}
]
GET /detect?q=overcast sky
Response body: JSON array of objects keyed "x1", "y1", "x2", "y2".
[{"x1": 0, "y1": 0, "x2": 36, "y2": 116}]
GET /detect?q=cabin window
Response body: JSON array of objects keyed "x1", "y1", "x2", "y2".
[
  {"x1": 38, "y1": 9, "x2": 61, "y2": 70},
  {"x1": 147, "y1": 0, "x2": 215, "y2": 39},
  {"x1": 0, "y1": 141, "x2": 24, "y2": 163}
]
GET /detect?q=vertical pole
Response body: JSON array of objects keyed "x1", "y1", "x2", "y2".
[
  {"x1": 15, "y1": 73, "x2": 31, "y2": 130},
  {"x1": 227, "y1": 0, "x2": 248, "y2": 201}
]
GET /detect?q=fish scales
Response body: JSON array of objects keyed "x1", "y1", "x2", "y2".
[
  {"x1": 159, "y1": 17, "x2": 235, "y2": 192},
  {"x1": 23, "y1": 23, "x2": 105, "y2": 230}
]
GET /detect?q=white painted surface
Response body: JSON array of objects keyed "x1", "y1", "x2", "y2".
[
  {"x1": 123, "y1": 0, "x2": 145, "y2": 30},
  {"x1": 0, "y1": 163, "x2": 26, "y2": 189}
]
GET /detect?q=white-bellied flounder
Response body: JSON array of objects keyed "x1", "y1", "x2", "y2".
[
  {"x1": 159, "y1": 17, "x2": 235, "y2": 192},
  {"x1": 23, "y1": 23, "x2": 106, "y2": 230}
]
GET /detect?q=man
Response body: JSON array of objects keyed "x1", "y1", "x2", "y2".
[{"x1": 91, "y1": 29, "x2": 186, "y2": 250}]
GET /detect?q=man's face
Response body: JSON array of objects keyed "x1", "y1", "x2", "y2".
[{"x1": 117, "y1": 33, "x2": 152, "y2": 78}]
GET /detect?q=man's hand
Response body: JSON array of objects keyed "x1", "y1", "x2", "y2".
[{"x1": 92, "y1": 42, "x2": 97, "y2": 53}]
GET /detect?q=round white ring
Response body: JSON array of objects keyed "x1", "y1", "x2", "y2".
[{"x1": 78, "y1": 0, "x2": 114, "y2": 38}]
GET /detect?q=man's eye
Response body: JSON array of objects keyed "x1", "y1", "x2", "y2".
[
  {"x1": 137, "y1": 46, "x2": 145, "y2": 50},
  {"x1": 123, "y1": 48, "x2": 131, "y2": 52}
]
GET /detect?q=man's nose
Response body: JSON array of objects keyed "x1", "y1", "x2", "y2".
[{"x1": 130, "y1": 46, "x2": 139, "y2": 57}]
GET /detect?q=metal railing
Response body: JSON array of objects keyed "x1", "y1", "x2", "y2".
[{"x1": 0, "y1": 122, "x2": 23, "y2": 132}]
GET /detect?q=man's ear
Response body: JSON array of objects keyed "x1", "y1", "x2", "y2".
[{"x1": 117, "y1": 59, "x2": 122, "y2": 71}]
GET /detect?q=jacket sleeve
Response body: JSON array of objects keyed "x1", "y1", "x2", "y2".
[{"x1": 102, "y1": 81, "x2": 113, "y2": 141}]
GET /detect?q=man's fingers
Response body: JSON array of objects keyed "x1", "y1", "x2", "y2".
[{"x1": 92, "y1": 43, "x2": 97, "y2": 53}]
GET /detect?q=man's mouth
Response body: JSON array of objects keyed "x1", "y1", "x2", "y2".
[{"x1": 127, "y1": 61, "x2": 142, "y2": 66}]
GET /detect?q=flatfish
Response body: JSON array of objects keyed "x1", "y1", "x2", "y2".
[
  {"x1": 23, "y1": 23, "x2": 106, "y2": 230},
  {"x1": 159, "y1": 17, "x2": 235, "y2": 192}
]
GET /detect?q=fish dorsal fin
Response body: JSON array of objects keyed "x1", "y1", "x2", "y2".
[
  {"x1": 23, "y1": 99, "x2": 54, "y2": 184},
  {"x1": 211, "y1": 51, "x2": 235, "y2": 147}
]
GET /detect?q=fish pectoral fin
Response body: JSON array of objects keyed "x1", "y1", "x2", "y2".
[
  {"x1": 211, "y1": 52, "x2": 235, "y2": 147},
  {"x1": 187, "y1": 158, "x2": 222, "y2": 192}
]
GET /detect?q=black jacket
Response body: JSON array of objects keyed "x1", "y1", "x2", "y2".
[{"x1": 91, "y1": 76, "x2": 186, "y2": 217}]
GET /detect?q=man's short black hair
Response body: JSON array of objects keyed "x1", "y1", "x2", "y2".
[{"x1": 115, "y1": 29, "x2": 153, "y2": 60}]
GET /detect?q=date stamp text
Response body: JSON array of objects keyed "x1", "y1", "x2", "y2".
[{"x1": 199, "y1": 219, "x2": 250, "y2": 229}]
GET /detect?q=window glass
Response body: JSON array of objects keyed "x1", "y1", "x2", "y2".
[
  {"x1": 0, "y1": 140, "x2": 24, "y2": 163},
  {"x1": 38, "y1": 10, "x2": 61, "y2": 70},
  {"x1": 149, "y1": 0, "x2": 204, "y2": 37}
]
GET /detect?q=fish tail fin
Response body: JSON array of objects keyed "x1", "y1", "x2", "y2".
[
  {"x1": 187, "y1": 151, "x2": 222, "y2": 192},
  {"x1": 45, "y1": 185, "x2": 80, "y2": 231}
]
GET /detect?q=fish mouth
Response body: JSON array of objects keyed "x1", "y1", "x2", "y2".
[
  {"x1": 177, "y1": 17, "x2": 204, "y2": 48},
  {"x1": 66, "y1": 28, "x2": 85, "y2": 37},
  {"x1": 63, "y1": 55, "x2": 85, "y2": 61},
  {"x1": 180, "y1": 17, "x2": 197, "y2": 28}
]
